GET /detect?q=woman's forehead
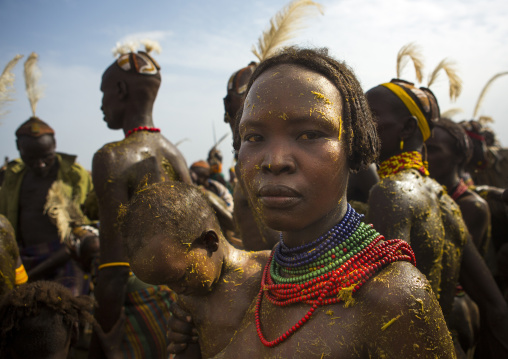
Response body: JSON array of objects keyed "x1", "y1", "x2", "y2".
[{"x1": 250, "y1": 64, "x2": 336, "y2": 95}]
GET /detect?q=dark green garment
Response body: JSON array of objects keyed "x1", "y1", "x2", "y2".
[{"x1": 0, "y1": 153, "x2": 93, "y2": 239}]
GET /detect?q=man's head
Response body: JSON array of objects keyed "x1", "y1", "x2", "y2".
[
  {"x1": 366, "y1": 80, "x2": 440, "y2": 162},
  {"x1": 0, "y1": 281, "x2": 95, "y2": 359},
  {"x1": 190, "y1": 160, "x2": 211, "y2": 187},
  {"x1": 427, "y1": 118, "x2": 473, "y2": 181},
  {"x1": 223, "y1": 62, "x2": 258, "y2": 134},
  {"x1": 122, "y1": 181, "x2": 225, "y2": 295},
  {"x1": 100, "y1": 49, "x2": 161, "y2": 130},
  {"x1": 15, "y1": 117, "x2": 56, "y2": 177}
]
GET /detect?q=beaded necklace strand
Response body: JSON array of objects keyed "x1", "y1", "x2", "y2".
[
  {"x1": 125, "y1": 126, "x2": 161, "y2": 138},
  {"x1": 450, "y1": 179, "x2": 468, "y2": 201},
  {"x1": 255, "y1": 207, "x2": 416, "y2": 347},
  {"x1": 377, "y1": 151, "x2": 429, "y2": 179}
]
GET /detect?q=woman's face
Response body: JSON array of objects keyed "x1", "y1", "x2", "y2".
[{"x1": 237, "y1": 64, "x2": 349, "y2": 236}]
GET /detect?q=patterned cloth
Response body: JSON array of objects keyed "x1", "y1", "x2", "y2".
[
  {"x1": 121, "y1": 276, "x2": 175, "y2": 359},
  {"x1": 20, "y1": 239, "x2": 89, "y2": 296},
  {"x1": 377, "y1": 151, "x2": 429, "y2": 179}
]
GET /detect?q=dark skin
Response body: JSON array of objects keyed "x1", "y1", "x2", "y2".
[
  {"x1": 427, "y1": 126, "x2": 490, "y2": 255},
  {"x1": 219, "y1": 65, "x2": 452, "y2": 358},
  {"x1": 90, "y1": 63, "x2": 192, "y2": 358},
  {"x1": 223, "y1": 66, "x2": 279, "y2": 252},
  {"x1": 15, "y1": 135, "x2": 74, "y2": 279},
  {"x1": 367, "y1": 86, "x2": 508, "y2": 357},
  {"x1": 0, "y1": 214, "x2": 22, "y2": 296},
  {"x1": 167, "y1": 64, "x2": 454, "y2": 358}
]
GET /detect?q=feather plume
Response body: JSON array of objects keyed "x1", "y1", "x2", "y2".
[
  {"x1": 440, "y1": 108, "x2": 463, "y2": 119},
  {"x1": 0, "y1": 54, "x2": 23, "y2": 120},
  {"x1": 23, "y1": 52, "x2": 44, "y2": 117},
  {"x1": 112, "y1": 41, "x2": 139, "y2": 57},
  {"x1": 252, "y1": 0, "x2": 324, "y2": 62},
  {"x1": 478, "y1": 115, "x2": 494, "y2": 125},
  {"x1": 473, "y1": 72, "x2": 508, "y2": 118},
  {"x1": 44, "y1": 180, "x2": 84, "y2": 243},
  {"x1": 140, "y1": 39, "x2": 161, "y2": 54},
  {"x1": 427, "y1": 58, "x2": 462, "y2": 101},
  {"x1": 396, "y1": 42, "x2": 424, "y2": 83}
]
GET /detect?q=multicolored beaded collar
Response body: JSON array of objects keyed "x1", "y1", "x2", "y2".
[
  {"x1": 255, "y1": 205, "x2": 416, "y2": 347},
  {"x1": 377, "y1": 151, "x2": 429, "y2": 179},
  {"x1": 125, "y1": 126, "x2": 161, "y2": 138}
]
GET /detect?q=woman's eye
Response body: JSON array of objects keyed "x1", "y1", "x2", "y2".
[
  {"x1": 299, "y1": 131, "x2": 321, "y2": 140},
  {"x1": 244, "y1": 134, "x2": 263, "y2": 142}
]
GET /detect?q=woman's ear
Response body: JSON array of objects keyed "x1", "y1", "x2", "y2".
[
  {"x1": 401, "y1": 116, "x2": 418, "y2": 139},
  {"x1": 202, "y1": 230, "x2": 219, "y2": 253},
  {"x1": 117, "y1": 80, "x2": 128, "y2": 99}
]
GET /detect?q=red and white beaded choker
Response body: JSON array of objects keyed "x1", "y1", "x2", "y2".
[{"x1": 125, "y1": 126, "x2": 161, "y2": 138}]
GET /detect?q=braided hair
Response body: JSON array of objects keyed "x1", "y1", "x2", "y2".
[{"x1": 233, "y1": 47, "x2": 379, "y2": 171}]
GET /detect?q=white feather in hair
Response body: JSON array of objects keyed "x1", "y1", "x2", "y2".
[
  {"x1": 0, "y1": 54, "x2": 23, "y2": 120},
  {"x1": 473, "y1": 71, "x2": 508, "y2": 118},
  {"x1": 112, "y1": 40, "x2": 139, "y2": 57},
  {"x1": 23, "y1": 52, "x2": 44, "y2": 117},
  {"x1": 396, "y1": 42, "x2": 424, "y2": 83},
  {"x1": 252, "y1": 0, "x2": 324, "y2": 62},
  {"x1": 139, "y1": 39, "x2": 161, "y2": 54},
  {"x1": 427, "y1": 58, "x2": 462, "y2": 102}
]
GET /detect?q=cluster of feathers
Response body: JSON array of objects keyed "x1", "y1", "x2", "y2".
[{"x1": 112, "y1": 38, "x2": 162, "y2": 57}]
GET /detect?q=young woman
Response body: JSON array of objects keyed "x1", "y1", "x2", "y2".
[{"x1": 163, "y1": 47, "x2": 454, "y2": 358}]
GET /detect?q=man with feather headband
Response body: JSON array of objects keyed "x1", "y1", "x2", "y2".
[
  {"x1": 0, "y1": 53, "x2": 92, "y2": 296},
  {"x1": 89, "y1": 40, "x2": 192, "y2": 359},
  {"x1": 366, "y1": 43, "x2": 508, "y2": 358}
]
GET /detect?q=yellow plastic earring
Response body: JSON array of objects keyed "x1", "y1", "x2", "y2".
[{"x1": 400, "y1": 139, "x2": 404, "y2": 150}]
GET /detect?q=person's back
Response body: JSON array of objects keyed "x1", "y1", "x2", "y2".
[{"x1": 370, "y1": 167, "x2": 466, "y2": 318}]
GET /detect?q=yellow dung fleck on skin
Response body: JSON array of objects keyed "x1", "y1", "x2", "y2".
[
  {"x1": 311, "y1": 91, "x2": 331, "y2": 105},
  {"x1": 337, "y1": 285, "x2": 356, "y2": 308},
  {"x1": 326, "y1": 310, "x2": 334, "y2": 316},
  {"x1": 381, "y1": 314, "x2": 402, "y2": 331},
  {"x1": 279, "y1": 113, "x2": 289, "y2": 121}
]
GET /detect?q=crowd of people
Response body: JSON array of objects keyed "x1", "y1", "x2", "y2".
[{"x1": 1, "y1": 1, "x2": 508, "y2": 359}]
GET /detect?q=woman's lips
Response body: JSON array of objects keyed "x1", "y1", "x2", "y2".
[{"x1": 258, "y1": 185, "x2": 302, "y2": 208}]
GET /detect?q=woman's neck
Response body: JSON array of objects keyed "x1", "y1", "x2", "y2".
[{"x1": 281, "y1": 200, "x2": 348, "y2": 249}]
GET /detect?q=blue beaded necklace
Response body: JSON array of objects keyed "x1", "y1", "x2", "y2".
[{"x1": 274, "y1": 204, "x2": 363, "y2": 268}]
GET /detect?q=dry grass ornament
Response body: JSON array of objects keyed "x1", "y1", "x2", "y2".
[
  {"x1": 252, "y1": 0, "x2": 324, "y2": 62},
  {"x1": 427, "y1": 58, "x2": 462, "y2": 102},
  {"x1": 396, "y1": 42, "x2": 424, "y2": 83},
  {"x1": 0, "y1": 54, "x2": 23, "y2": 121},
  {"x1": 473, "y1": 71, "x2": 508, "y2": 119},
  {"x1": 440, "y1": 108, "x2": 463, "y2": 119},
  {"x1": 23, "y1": 52, "x2": 45, "y2": 117}
]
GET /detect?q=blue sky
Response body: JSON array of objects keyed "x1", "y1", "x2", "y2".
[{"x1": 1, "y1": 0, "x2": 507, "y2": 172}]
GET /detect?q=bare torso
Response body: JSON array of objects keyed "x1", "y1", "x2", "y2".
[{"x1": 214, "y1": 261, "x2": 454, "y2": 358}]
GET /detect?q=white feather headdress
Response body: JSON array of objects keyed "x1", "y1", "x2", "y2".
[
  {"x1": 252, "y1": 0, "x2": 324, "y2": 62},
  {"x1": 0, "y1": 54, "x2": 23, "y2": 121},
  {"x1": 24, "y1": 52, "x2": 45, "y2": 117}
]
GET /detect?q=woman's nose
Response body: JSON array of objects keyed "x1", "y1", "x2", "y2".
[{"x1": 261, "y1": 141, "x2": 296, "y2": 175}]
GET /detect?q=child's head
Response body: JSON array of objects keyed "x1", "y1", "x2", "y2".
[
  {"x1": 0, "y1": 281, "x2": 94, "y2": 359},
  {"x1": 122, "y1": 181, "x2": 226, "y2": 295}
]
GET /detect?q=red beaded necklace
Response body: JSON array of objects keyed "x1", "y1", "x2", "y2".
[
  {"x1": 255, "y1": 232, "x2": 415, "y2": 347},
  {"x1": 450, "y1": 179, "x2": 469, "y2": 201},
  {"x1": 377, "y1": 151, "x2": 429, "y2": 179},
  {"x1": 125, "y1": 126, "x2": 161, "y2": 138}
]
